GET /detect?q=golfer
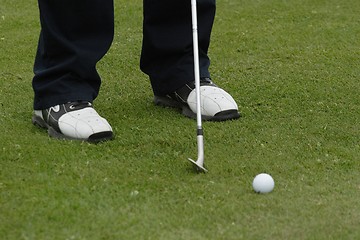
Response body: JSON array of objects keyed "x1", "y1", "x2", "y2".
[{"x1": 32, "y1": 0, "x2": 240, "y2": 142}]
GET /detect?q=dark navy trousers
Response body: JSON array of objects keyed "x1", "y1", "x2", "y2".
[{"x1": 33, "y1": 0, "x2": 216, "y2": 110}]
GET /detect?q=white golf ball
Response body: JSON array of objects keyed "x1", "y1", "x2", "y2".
[{"x1": 252, "y1": 173, "x2": 275, "y2": 193}]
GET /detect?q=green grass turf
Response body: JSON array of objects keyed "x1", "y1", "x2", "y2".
[{"x1": 1, "y1": 0, "x2": 360, "y2": 239}]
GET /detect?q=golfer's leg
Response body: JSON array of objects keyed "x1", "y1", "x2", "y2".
[
  {"x1": 33, "y1": 0, "x2": 114, "y2": 110},
  {"x1": 140, "y1": 0, "x2": 216, "y2": 96}
]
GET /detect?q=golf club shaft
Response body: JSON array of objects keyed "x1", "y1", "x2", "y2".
[
  {"x1": 191, "y1": 0, "x2": 205, "y2": 163},
  {"x1": 191, "y1": 0, "x2": 202, "y2": 130}
]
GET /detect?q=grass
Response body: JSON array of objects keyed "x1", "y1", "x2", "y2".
[{"x1": 1, "y1": 0, "x2": 360, "y2": 239}]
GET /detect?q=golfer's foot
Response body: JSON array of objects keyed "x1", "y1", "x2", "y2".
[
  {"x1": 32, "y1": 101, "x2": 113, "y2": 143},
  {"x1": 154, "y1": 78, "x2": 240, "y2": 121}
]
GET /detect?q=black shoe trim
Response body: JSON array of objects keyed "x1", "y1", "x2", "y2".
[
  {"x1": 214, "y1": 110, "x2": 241, "y2": 121},
  {"x1": 32, "y1": 101, "x2": 113, "y2": 143},
  {"x1": 41, "y1": 101, "x2": 92, "y2": 133},
  {"x1": 154, "y1": 96, "x2": 241, "y2": 122},
  {"x1": 88, "y1": 131, "x2": 114, "y2": 143},
  {"x1": 154, "y1": 78, "x2": 240, "y2": 122},
  {"x1": 168, "y1": 77, "x2": 216, "y2": 104}
]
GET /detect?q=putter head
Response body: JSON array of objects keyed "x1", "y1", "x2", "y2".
[{"x1": 188, "y1": 158, "x2": 208, "y2": 173}]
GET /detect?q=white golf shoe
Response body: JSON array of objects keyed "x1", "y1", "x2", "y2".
[
  {"x1": 32, "y1": 101, "x2": 113, "y2": 142},
  {"x1": 154, "y1": 78, "x2": 240, "y2": 121}
]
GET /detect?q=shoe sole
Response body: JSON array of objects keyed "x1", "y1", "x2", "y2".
[
  {"x1": 32, "y1": 115, "x2": 113, "y2": 143},
  {"x1": 154, "y1": 96, "x2": 241, "y2": 122}
]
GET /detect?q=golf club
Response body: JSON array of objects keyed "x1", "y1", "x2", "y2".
[{"x1": 187, "y1": 0, "x2": 208, "y2": 173}]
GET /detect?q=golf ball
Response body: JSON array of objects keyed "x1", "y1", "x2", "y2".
[{"x1": 252, "y1": 173, "x2": 275, "y2": 193}]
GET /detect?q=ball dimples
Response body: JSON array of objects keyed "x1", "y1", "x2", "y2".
[{"x1": 253, "y1": 173, "x2": 275, "y2": 193}]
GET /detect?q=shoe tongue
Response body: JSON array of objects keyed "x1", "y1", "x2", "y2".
[
  {"x1": 172, "y1": 78, "x2": 217, "y2": 103},
  {"x1": 200, "y1": 77, "x2": 213, "y2": 85},
  {"x1": 67, "y1": 101, "x2": 92, "y2": 110}
]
